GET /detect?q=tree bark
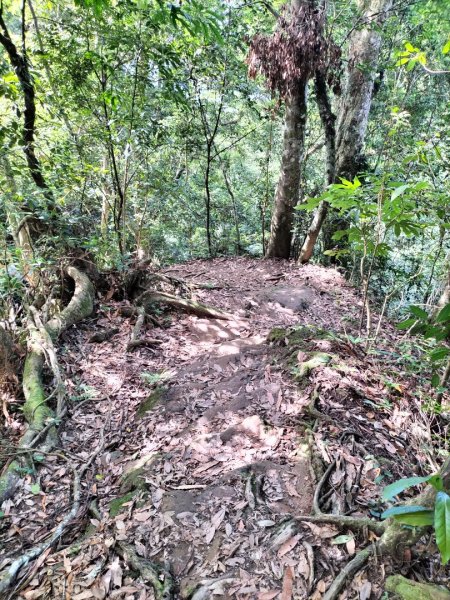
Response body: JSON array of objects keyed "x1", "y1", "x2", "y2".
[
  {"x1": 265, "y1": 80, "x2": 308, "y2": 259},
  {"x1": 335, "y1": 0, "x2": 393, "y2": 180},
  {"x1": 0, "y1": 5, "x2": 56, "y2": 214},
  {"x1": 298, "y1": 72, "x2": 336, "y2": 263},
  {"x1": 299, "y1": 0, "x2": 393, "y2": 260}
]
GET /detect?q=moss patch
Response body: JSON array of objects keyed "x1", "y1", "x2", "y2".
[
  {"x1": 267, "y1": 325, "x2": 312, "y2": 345},
  {"x1": 120, "y1": 453, "x2": 158, "y2": 492},
  {"x1": 136, "y1": 386, "x2": 166, "y2": 418},
  {"x1": 292, "y1": 352, "x2": 332, "y2": 381},
  {"x1": 109, "y1": 492, "x2": 136, "y2": 517},
  {"x1": 385, "y1": 575, "x2": 450, "y2": 600},
  {"x1": 268, "y1": 325, "x2": 334, "y2": 384}
]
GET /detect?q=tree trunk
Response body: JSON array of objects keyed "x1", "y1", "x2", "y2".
[
  {"x1": 334, "y1": 0, "x2": 393, "y2": 180},
  {"x1": 299, "y1": 0, "x2": 393, "y2": 260},
  {"x1": 298, "y1": 71, "x2": 336, "y2": 263},
  {"x1": 265, "y1": 80, "x2": 308, "y2": 259}
]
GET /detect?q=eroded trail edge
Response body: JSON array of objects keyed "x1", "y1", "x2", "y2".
[{"x1": 1, "y1": 258, "x2": 448, "y2": 599}]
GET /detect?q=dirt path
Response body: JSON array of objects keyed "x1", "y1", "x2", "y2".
[{"x1": 2, "y1": 258, "x2": 446, "y2": 599}]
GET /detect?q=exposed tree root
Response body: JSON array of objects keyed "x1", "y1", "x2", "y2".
[
  {"x1": 126, "y1": 306, "x2": 162, "y2": 351},
  {"x1": 136, "y1": 289, "x2": 234, "y2": 320},
  {"x1": 294, "y1": 513, "x2": 385, "y2": 536},
  {"x1": 0, "y1": 267, "x2": 95, "y2": 503},
  {"x1": 322, "y1": 545, "x2": 374, "y2": 600},
  {"x1": 0, "y1": 439, "x2": 103, "y2": 594},
  {"x1": 307, "y1": 456, "x2": 450, "y2": 600},
  {"x1": 116, "y1": 541, "x2": 174, "y2": 600}
]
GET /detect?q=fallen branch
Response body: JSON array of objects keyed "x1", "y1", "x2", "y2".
[
  {"x1": 136, "y1": 289, "x2": 233, "y2": 320},
  {"x1": 294, "y1": 513, "x2": 385, "y2": 536}
]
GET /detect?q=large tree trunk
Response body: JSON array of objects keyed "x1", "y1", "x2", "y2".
[
  {"x1": 334, "y1": 0, "x2": 393, "y2": 180},
  {"x1": 265, "y1": 79, "x2": 308, "y2": 259},
  {"x1": 299, "y1": 0, "x2": 393, "y2": 261}
]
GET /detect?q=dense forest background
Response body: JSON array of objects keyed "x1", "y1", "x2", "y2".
[{"x1": 0, "y1": 0, "x2": 449, "y2": 317}]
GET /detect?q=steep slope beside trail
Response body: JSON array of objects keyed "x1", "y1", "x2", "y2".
[{"x1": 1, "y1": 258, "x2": 447, "y2": 599}]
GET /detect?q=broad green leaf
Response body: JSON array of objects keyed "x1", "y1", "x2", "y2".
[
  {"x1": 436, "y1": 304, "x2": 450, "y2": 323},
  {"x1": 430, "y1": 347, "x2": 450, "y2": 362},
  {"x1": 435, "y1": 492, "x2": 450, "y2": 565},
  {"x1": 31, "y1": 483, "x2": 41, "y2": 495},
  {"x1": 381, "y1": 505, "x2": 434, "y2": 526},
  {"x1": 331, "y1": 534, "x2": 354, "y2": 545},
  {"x1": 408, "y1": 306, "x2": 428, "y2": 320},
  {"x1": 382, "y1": 475, "x2": 432, "y2": 501},
  {"x1": 443, "y1": 40, "x2": 450, "y2": 55},
  {"x1": 404, "y1": 42, "x2": 417, "y2": 52},
  {"x1": 432, "y1": 373, "x2": 441, "y2": 388},
  {"x1": 391, "y1": 185, "x2": 409, "y2": 201},
  {"x1": 396, "y1": 318, "x2": 417, "y2": 330},
  {"x1": 428, "y1": 475, "x2": 444, "y2": 492}
]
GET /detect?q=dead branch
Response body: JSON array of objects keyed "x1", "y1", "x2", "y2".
[{"x1": 294, "y1": 513, "x2": 385, "y2": 536}]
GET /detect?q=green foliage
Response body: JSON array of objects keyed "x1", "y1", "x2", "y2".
[
  {"x1": 397, "y1": 303, "x2": 450, "y2": 388},
  {"x1": 382, "y1": 473, "x2": 450, "y2": 564}
]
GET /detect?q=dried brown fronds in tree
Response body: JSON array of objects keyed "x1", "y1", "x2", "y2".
[{"x1": 247, "y1": 0, "x2": 341, "y2": 98}]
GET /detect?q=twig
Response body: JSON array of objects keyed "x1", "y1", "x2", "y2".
[{"x1": 313, "y1": 458, "x2": 337, "y2": 515}]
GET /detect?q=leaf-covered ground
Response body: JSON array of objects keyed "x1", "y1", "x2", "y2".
[{"x1": 1, "y1": 258, "x2": 448, "y2": 599}]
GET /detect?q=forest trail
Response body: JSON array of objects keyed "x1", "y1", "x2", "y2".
[{"x1": 2, "y1": 258, "x2": 445, "y2": 599}]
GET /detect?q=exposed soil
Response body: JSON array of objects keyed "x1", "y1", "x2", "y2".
[{"x1": 1, "y1": 257, "x2": 448, "y2": 599}]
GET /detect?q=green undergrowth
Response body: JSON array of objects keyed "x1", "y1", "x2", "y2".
[{"x1": 267, "y1": 325, "x2": 335, "y2": 384}]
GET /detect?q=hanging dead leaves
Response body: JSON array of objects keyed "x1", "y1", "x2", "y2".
[{"x1": 247, "y1": 1, "x2": 341, "y2": 99}]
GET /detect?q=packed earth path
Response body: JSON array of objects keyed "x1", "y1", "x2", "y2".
[{"x1": 1, "y1": 258, "x2": 448, "y2": 600}]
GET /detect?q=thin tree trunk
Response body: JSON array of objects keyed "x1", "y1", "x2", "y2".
[
  {"x1": 298, "y1": 71, "x2": 336, "y2": 263},
  {"x1": 0, "y1": 5, "x2": 56, "y2": 215},
  {"x1": 265, "y1": 80, "x2": 308, "y2": 259}
]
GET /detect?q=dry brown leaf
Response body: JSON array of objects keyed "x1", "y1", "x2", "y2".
[
  {"x1": 258, "y1": 591, "x2": 279, "y2": 600},
  {"x1": 304, "y1": 522, "x2": 338, "y2": 539},
  {"x1": 73, "y1": 592, "x2": 95, "y2": 600},
  {"x1": 346, "y1": 537, "x2": 356, "y2": 555},
  {"x1": 280, "y1": 565, "x2": 294, "y2": 600},
  {"x1": 359, "y1": 581, "x2": 372, "y2": 600},
  {"x1": 134, "y1": 511, "x2": 152, "y2": 522},
  {"x1": 278, "y1": 534, "x2": 300, "y2": 558}
]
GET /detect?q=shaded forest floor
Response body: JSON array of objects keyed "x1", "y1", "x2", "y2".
[{"x1": 1, "y1": 257, "x2": 449, "y2": 599}]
